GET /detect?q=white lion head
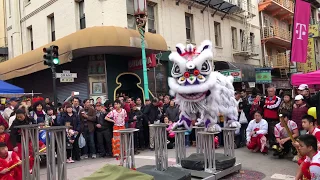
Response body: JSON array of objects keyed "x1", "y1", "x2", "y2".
[{"x1": 168, "y1": 40, "x2": 217, "y2": 102}]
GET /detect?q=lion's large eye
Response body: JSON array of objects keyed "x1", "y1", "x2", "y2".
[
  {"x1": 201, "y1": 61, "x2": 210, "y2": 73},
  {"x1": 171, "y1": 63, "x2": 182, "y2": 78}
]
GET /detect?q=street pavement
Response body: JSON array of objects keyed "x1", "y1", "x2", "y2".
[{"x1": 39, "y1": 146, "x2": 297, "y2": 180}]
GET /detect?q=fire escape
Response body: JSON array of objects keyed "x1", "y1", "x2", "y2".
[
  {"x1": 176, "y1": 0, "x2": 258, "y2": 59},
  {"x1": 234, "y1": 0, "x2": 259, "y2": 59}
]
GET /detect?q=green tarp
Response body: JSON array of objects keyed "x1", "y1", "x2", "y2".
[{"x1": 81, "y1": 164, "x2": 154, "y2": 180}]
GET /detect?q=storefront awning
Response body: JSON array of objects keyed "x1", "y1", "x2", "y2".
[
  {"x1": 0, "y1": 26, "x2": 168, "y2": 80},
  {"x1": 214, "y1": 61, "x2": 257, "y2": 82}
]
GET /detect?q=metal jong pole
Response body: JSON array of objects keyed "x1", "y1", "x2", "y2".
[
  {"x1": 222, "y1": 128, "x2": 236, "y2": 158},
  {"x1": 44, "y1": 126, "x2": 67, "y2": 180},
  {"x1": 193, "y1": 126, "x2": 205, "y2": 154},
  {"x1": 150, "y1": 124, "x2": 168, "y2": 171},
  {"x1": 15, "y1": 124, "x2": 40, "y2": 180},
  {"x1": 115, "y1": 129, "x2": 139, "y2": 169},
  {"x1": 199, "y1": 131, "x2": 218, "y2": 173},
  {"x1": 173, "y1": 130, "x2": 187, "y2": 167}
]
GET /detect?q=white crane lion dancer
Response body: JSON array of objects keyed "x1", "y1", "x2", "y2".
[{"x1": 168, "y1": 40, "x2": 241, "y2": 132}]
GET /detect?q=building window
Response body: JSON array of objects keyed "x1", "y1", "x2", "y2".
[
  {"x1": 214, "y1": 22, "x2": 222, "y2": 47},
  {"x1": 49, "y1": 15, "x2": 55, "y2": 41},
  {"x1": 147, "y1": 4, "x2": 156, "y2": 33},
  {"x1": 185, "y1": 13, "x2": 193, "y2": 42},
  {"x1": 79, "y1": 0, "x2": 86, "y2": 29},
  {"x1": 231, "y1": 27, "x2": 237, "y2": 50},
  {"x1": 8, "y1": 0, "x2": 11, "y2": 16},
  {"x1": 250, "y1": 32, "x2": 255, "y2": 52},
  {"x1": 10, "y1": 36, "x2": 13, "y2": 58},
  {"x1": 126, "y1": 0, "x2": 136, "y2": 29},
  {"x1": 28, "y1": 26, "x2": 33, "y2": 50},
  {"x1": 240, "y1": 29, "x2": 245, "y2": 51}
]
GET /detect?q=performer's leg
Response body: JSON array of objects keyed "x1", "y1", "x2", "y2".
[{"x1": 203, "y1": 114, "x2": 221, "y2": 132}]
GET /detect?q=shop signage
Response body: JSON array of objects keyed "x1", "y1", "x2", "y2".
[
  {"x1": 128, "y1": 54, "x2": 157, "y2": 71},
  {"x1": 56, "y1": 70, "x2": 77, "y2": 83},
  {"x1": 219, "y1": 69, "x2": 242, "y2": 82},
  {"x1": 255, "y1": 68, "x2": 272, "y2": 84},
  {"x1": 297, "y1": 38, "x2": 316, "y2": 73}
]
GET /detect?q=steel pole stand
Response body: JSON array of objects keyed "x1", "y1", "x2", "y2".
[
  {"x1": 221, "y1": 128, "x2": 237, "y2": 158},
  {"x1": 193, "y1": 126, "x2": 205, "y2": 154},
  {"x1": 43, "y1": 126, "x2": 67, "y2": 180},
  {"x1": 173, "y1": 129, "x2": 187, "y2": 167},
  {"x1": 15, "y1": 124, "x2": 41, "y2": 180},
  {"x1": 198, "y1": 131, "x2": 219, "y2": 173},
  {"x1": 114, "y1": 128, "x2": 139, "y2": 169},
  {"x1": 149, "y1": 123, "x2": 168, "y2": 171}
]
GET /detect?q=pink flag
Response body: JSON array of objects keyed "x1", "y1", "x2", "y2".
[{"x1": 290, "y1": 0, "x2": 311, "y2": 63}]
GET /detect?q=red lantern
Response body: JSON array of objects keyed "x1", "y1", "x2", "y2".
[{"x1": 133, "y1": 0, "x2": 147, "y2": 16}]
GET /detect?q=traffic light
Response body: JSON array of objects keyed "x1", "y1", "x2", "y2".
[
  {"x1": 52, "y1": 45, "x2": 59, "y2": 65},
  {"x1": 43, "y1": 45, "x2": 59, "y2": 67}
]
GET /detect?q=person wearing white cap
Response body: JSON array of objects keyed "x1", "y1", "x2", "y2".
[{"x1": 292, "y1": 95, "x2": 308, "y2": 133}]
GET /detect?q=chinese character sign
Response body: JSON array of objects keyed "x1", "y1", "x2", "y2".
[
  {"x1": 300, "y1": 38, "x2": 316, "y2": 73},
  {"x1": 290, "y1": 0, "x2": 311, "y2": 63}
]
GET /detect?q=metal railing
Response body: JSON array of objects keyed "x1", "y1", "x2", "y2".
[
  {"x1": 263, "y1": 26, "x2": 292, "y2": 41},
  {"x1": 259, "y1": 0, "x2": 294, "y2": 12},
  {"x1": 267, "y1": 53, "x2": 289, "y2": 67}
]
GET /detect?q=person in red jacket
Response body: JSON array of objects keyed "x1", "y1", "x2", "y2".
[
  {"x1": 0, "y1": 124, "x2": 10, "y2": 151},
  {"x1": 0, "y1": 142, "x2": 21, "y2": 180},
  {"x1": 0, "y1": 115, "x2": 8, "y2": 130},
  {"x1": 263, "y1": 87, "x2": 281, "y2": 145},
  {"x1": 123, "y1": 97, "x2": 132, "y2": 128}
]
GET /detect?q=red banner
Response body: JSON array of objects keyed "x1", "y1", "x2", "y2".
[
  {"x1": 290, "y1": 0, "x2": 311, "y2": 63},
  {"x1": 128, "y1": 54, "x2": 157, "y2": 71}
]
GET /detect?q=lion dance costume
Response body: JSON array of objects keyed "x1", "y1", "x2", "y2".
[{"x1": 168, "y1": 40, "x2": 240, "y2": 132}]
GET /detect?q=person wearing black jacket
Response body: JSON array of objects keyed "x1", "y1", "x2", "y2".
[
  {"x1": 143, "y1": 99, "x2": 160, "y2": 150},
  {"x1": 129, "y1": 104, "x2": 144, "y2": 150},
  {"x1": 60, "y1": 104, "x2": 81, "y2": 161},
  {"x1": 95, "y1": 102, "x2": 113, "y2": 157}
]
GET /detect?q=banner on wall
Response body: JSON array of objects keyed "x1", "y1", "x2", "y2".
[
  {"x1": 290, "y1": 0, "x2": 311, "y2": 63},
  {"x1": 309, "y1": 24, "x2": 319, "y2": 37},
  {"x1": 219, "y1": 69, "x2": 242, "y2": 82},
  {"x1": 128, "y1": 54, "x2": 157, "y2": 71},
  {"x1": 255, "y1": 68, "x2": 272, "y2": 84},
  {"x1": 297, "y1": 38, "x2": 316, "y2": 73}
]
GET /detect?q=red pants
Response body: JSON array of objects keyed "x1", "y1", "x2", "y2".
[
  {"x1": 247, "y1": 134, "x2": 268, "y2": 153},
  {"x1": 16, "y1": 143, "x2": 35, "y2": 171}
]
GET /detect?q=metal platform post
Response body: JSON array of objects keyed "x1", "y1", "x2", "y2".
[
  {"x1": 173, "y1": 129, "x2": 187, "y2": 167},
  {"x1": 221, "y1": 128, "x2": 236, "y2": 158},
  {"x1": 16, "y1": 124, "x2": 41, "y2": 180},
  {"x1": 199, "y1": 131, "x2": 219, "y2": 173},
  {"x1": 114, "y1": 128, "x2": 139, "y2": 169},
  {"x1": 44, "y1": 126, "x2": 67, "y2": 180},
  {"x1": 149, "y1": 124, "x2": 168, "y2": 171},
  {"x1": 193, "y1": 126, "x2": 205, "y2": 154}
]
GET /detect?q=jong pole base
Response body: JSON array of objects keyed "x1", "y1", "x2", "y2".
[
  {"x1": 136, "y1": 165, "x2": 191, "y2": 180},
  {"x1": 180, "y1": 153, "x2": 241, "y2": 180},
  {"x1": 181, "y1": 153, "x2": 236, "y2": 171}
]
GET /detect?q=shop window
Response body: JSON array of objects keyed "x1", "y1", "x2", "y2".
[
  {"x1": 147, "y1": 61, "x2": 168, "y2": 96},
  {"x1": 88, "y1": 55, "x2": 107, "y2": 99}
]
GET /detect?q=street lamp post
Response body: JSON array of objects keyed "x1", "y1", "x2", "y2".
[{"x1": 133, "y1": 0, "x2": 150, "y2": 100}]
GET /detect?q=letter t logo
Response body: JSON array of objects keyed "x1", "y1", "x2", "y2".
[{"x1": 295, "y1": 23, "x2": 307, "y2": 40}]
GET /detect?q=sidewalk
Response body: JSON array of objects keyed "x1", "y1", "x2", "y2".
[{"x1": 38, "y1": 147, "x2": 297, "y2": 180}]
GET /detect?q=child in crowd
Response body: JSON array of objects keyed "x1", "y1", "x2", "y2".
[
  {"x1": 0, "y1": 142, "x2": 21, "y2": 180},
  {"x1": 0, "y1": 124, "x2": 10, "y2": 150},
  {"x1": 105, "y1": 100, "x2": 127, "y2": 158},
  {"x1": 165, "y1": 117, "x2": 175, "y2": 141},
  {"x1": 65, "y1": 122, "x2": 76, "y2": 163}
]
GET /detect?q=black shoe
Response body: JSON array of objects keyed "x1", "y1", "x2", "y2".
[{"x1": 150, "y1": 148, "x2": 155, "y2": 151}]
